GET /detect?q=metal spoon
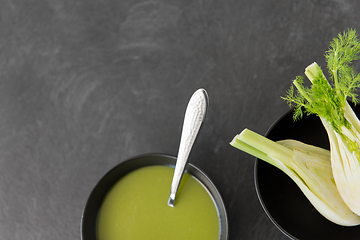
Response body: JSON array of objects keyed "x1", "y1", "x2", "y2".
[{"x1": 167, "y1": 88, "x2": 209, "y2": 207}]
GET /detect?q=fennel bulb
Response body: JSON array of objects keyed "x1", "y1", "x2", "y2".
[
  {"x1": 230, "y1": 129, "x2": 360, "y2": 226},
  {"x1": 283, "y1": 29, "x2": 360, "y2": 216}
]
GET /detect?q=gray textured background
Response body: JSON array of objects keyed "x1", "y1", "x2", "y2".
[{"x1": 1, "y1": 0, "x2": 360, "y2": 239}]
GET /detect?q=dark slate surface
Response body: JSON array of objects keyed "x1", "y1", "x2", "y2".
[{"x1": 1, "y1": 1, "x2": 360, "y2": 239}]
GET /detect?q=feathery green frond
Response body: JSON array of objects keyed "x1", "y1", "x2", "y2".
[{"x1": 283, "y1": 29, "x2": 360, "y2": 134}]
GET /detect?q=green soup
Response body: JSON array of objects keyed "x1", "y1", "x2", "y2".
[{"x1": 97, "y1": 165, "x2": 220, "y2": 240}]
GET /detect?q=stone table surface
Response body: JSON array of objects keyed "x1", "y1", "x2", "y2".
[{"x1": 1, "y1": 1, "x2": 360, "y2": 239}]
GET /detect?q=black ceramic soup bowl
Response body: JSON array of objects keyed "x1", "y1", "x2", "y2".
[{"x1": 81, "y1": 153, "x2": 228, "y2": 240}]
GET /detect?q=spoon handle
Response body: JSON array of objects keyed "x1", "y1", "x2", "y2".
[{"x1": 167, "y1": 89, "x2": 209, "y2": 207}]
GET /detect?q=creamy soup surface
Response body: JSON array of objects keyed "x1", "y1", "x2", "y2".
[{"x1": 97, "y1": 165, "x2": 220, "y2": 240}]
